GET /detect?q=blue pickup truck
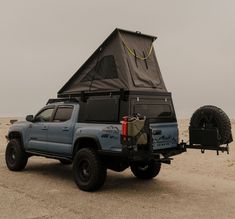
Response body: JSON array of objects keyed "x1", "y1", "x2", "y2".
[{"x1": 5, "y1": 98, "x2": 183, "y2": 191}]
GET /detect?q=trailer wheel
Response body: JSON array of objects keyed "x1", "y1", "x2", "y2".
[
  {"x1": 190, "y1": 105, "x2": 232, "y2": 144},
  {"x1": 73, "y1": 148, "x2": 107, "y2": 191},
  {"x1": 130, "y1": 160, "x2": 161, "y2": 180}
]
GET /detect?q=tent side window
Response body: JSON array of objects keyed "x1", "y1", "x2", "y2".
[{"x1": 81, "y1": 55, "x2": 118, "y2": 82}]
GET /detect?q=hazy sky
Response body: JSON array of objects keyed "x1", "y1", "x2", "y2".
[{"x1": 0, "y1": 0, "x2": 235, "y2": 118}]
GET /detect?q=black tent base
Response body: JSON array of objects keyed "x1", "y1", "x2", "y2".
[{"x1": 58, "y1": 89, "x2": 177, "y2": 124}]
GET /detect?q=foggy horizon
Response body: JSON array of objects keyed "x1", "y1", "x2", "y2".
[{"x1": 1, "y1": 0, "x2": 235, "y2": 119}]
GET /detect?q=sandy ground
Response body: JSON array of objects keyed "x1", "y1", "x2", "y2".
[{"x1": 0, "y1": 118, "x2": 235, "y2": 219}]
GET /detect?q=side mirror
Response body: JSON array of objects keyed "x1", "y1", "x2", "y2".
[{"x1": 26, "y1": 115, "x2": 34, "y2": 122}]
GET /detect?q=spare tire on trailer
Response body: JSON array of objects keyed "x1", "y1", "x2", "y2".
[{"x1": 190, "y1": 105, "x2": 233, "y2": 145}]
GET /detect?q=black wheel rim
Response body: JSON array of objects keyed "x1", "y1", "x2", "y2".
[
  {"x1": 200, "y1": 112, "x2": 217, "y2": 129},
  {"x1": 78, "y1": 159, "x2": 91, "y2": 182},
  {"x1": 8, "y1": 147, "x2": 17, "y2": 165},
  {"x1": 137, "y1": 164, "x2": 149, "y2": 171}
]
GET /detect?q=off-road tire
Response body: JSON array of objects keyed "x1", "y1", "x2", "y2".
[
  {"x1": 190, "y1": 105, "x2": 232, "y2": 144},
  {"x1": 5, "y1": 139, "x2": 28, "y2": 171},
  {"x1": 130, "y1": 160, "x2": 161, "y2": 179},
  {"x1": 73, "y1": 148, "x2": 107, "y2": 191},
  {"x1": 59, "y1": 159, "x2": 72, "y2": 165}
]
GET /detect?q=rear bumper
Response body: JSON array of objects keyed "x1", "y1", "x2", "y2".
[
  {"x1": 98, "y1": 144, "x2": 186, "y2": 163},
  {"x1": 125, "y1": 144, "x2": 186, "y2": 162}
]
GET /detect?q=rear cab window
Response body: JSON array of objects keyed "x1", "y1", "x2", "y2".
[
  {"x1": 131, "y1": 96, "x2": 176, "y2": 122},
  {"x1": 134, "y1": 104, "x2": 172, "y2": 118},
  {"x1": 53, "y1": 106, "x2": 74, "y2": 122}
]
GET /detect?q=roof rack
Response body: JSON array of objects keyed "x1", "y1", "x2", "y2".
[{"x1": 47, "y1": 97, "x2": 79, "y2": 105}]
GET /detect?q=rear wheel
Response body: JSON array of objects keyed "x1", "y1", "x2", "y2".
[
  {"x1": 73, "y1": 148, "x2": 107, "y2": 191},
  {"x1": 5, "y1": 139, "x2": 28, "y2": 171},
  {"x1": 130, "y1": 160, "x2": 161, "y2": 179}
]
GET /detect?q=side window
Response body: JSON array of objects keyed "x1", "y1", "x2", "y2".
[
  {"x1": 81, "y1": 55, "x2": 118, "y2": 82},
  {"x1": 53, "y1": 106, "x2": 73, "y2": 122},
  {"x1": 35, "y1": 108, "x2": 54, "y2": 122}
]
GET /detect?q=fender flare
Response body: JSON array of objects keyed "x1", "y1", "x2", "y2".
[
  {"x1": 72, "y1": 135, "x2": 102, "y2": 156},
  {"x1": 8, "y1": 131, "x2": 25, "y2": 149}
]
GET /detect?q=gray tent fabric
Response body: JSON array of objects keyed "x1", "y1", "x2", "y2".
[{"x1": 58, "y1": 28, "x2": 167, "y2": 96}]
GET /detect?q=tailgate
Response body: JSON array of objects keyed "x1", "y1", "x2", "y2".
[
  {"x1": 130, "y1": 92, "x2": 178, "y2": 150},
  {"x1": 150, "y1": 122, "x2": 178, "y2": 150}
]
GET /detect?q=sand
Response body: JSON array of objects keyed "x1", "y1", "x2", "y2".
[{"x1": 0, "y1": 118, "x2": 235, "y2": 218}]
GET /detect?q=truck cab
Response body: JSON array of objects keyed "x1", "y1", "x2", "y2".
[{"x1": 24, "y1": 102, "x2": 78, "y2": 157}]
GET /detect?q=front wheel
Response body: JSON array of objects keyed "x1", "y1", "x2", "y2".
[
  {"x1": 73, "y1": 148, "x2": 107, "y2": 191},
  {"x1": 5, "y1": 139, "x2": 28, "y2": 171},
  {"x1": 130, "y1": 160, "x2": 161, "y2": 179}
]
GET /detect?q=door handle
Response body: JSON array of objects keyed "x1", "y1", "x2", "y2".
[
  {"x1": 62, "y1": 127, "x2": 69, "y2": 131},
  {"x1": 42, "y1": 126, "x2": 48, "y2": 130}
]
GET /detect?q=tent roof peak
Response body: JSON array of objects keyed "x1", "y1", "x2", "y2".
[{"x1": 114, "y1": 28, "x2": 157, "y2": 41}]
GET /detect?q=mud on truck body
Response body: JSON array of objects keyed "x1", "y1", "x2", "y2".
[{"x1": 5, "y1": 29, "x2": 233, "y2": 191}]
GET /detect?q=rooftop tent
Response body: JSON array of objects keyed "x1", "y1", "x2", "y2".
[{"x1": 58, "y1": 28, "x2": 167, "y2": 97}]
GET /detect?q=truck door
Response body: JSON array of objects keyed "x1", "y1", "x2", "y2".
[
  {"x1": 27, "y1": 107, "x2": 54, "y2": 152},
  {"x1": 47, "y1": 105, "x2": 74, "y2": 156}
]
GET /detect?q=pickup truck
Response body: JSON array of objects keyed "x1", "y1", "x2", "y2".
[{"x1": 5, "y1": 98, "x2": 186, "y2": 191}]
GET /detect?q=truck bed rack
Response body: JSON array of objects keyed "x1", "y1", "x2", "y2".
[{"x1": 47, "y1": 97, "x2": 79, "y2": 105}]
